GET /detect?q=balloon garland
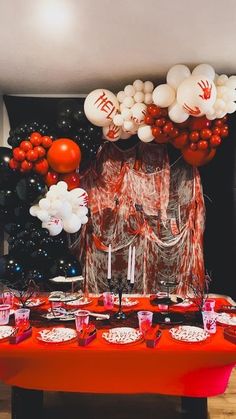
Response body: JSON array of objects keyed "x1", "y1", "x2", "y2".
[{"x1": 84, "y1": 63, "x2": 236, "y2": 166}]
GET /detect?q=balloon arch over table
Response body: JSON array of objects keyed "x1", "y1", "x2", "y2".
[{"x1": 0, "y1": 63, "x2": 236, "y2": 292}]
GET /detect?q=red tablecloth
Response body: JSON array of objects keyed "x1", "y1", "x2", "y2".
[{"x1": 0, "y1": 297, "x2": 235, "y2": 397}]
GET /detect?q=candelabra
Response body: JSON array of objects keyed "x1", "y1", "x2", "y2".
[{"x1": 107, "y1": 277, "x2": 134, "y2": 320}]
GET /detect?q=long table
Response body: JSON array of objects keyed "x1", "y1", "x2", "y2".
[{"x1": 0, "y1": 295, "x2": 235, "y2": 419}]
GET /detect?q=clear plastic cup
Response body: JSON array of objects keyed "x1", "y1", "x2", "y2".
[
  {"x1": 75, "y1": 310, "x2": 90, "y2": 332},
  {"x1": 50, "y1": 300, "x2": 63, "y2": 316},
  {"x1": 0, "y1": 292, "x2": 14, "y2": 308},
  {"x1": 0, "y1": 304, "x2": 11, "y2": 325},
  {"x1": 202, "y1": 310, "x2": 217, "y2": 334},
  {"x1": 14, "y1": 308, "x2": 30, "y2": 330},
  {"x1": 103, "y1": 292, "x2": 114, "y2": 309},
  {"x1": 137, "y1": 310, "x2": 153, "y2": 335}
]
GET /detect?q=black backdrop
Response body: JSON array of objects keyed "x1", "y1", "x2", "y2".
[{"x1": 3, "y1": 95, "x2": 236, "y2": 299}]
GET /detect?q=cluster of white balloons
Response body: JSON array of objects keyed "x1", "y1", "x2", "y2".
[
  {"x1": 84, "y1": 64, "x2": 236, "y2": 143},
  {"x1": 30, "y1": 181, "x2": 88, "y2": 235},
  {"x1": 84, "y1": 81, "x2": 154, "y2": 142},
  {"x1": 153, "y1": 63, "x2": 236, "y2": 123}
]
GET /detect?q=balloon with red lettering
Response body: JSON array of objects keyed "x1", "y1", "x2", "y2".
[
  {"x1": 84, "y1": 89, "x2": 119, "y2": 127},
  {"x1": 177, "y1": 75, "x2": 217, "y2": 116}
]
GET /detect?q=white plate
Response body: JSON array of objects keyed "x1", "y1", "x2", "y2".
[
  {"x1": 42, "y1": 310, "x2": 76, "y2": 321},
  {"x1": 49, "y1": 275, "x2": 84, "y2": 283},
  {"x1": 37, "y1": 327, "x2": 77, "y2": 343},
  {"x1": 102, "y1": 327, "x2": 142, "y2": 345},
  {"x1": 0, "y1": 325, "x2": 15, "y2": 340},
  {"x1": 217, "y1": 313, "x2": 236, "y2": 326},
  {"x1": 114, "y1": 298, "x2": 139, "y2": 308},
  {"x1": 65, "y1": 298, "x2": 93, "y2": 307},
  {"x1": 15, "y1": 298, "x2": 45, "y2": 308},
  {"x1": 169, "y1": 326, "x2": 209, "y2": 343}
]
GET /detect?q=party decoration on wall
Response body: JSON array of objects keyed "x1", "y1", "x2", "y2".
[
  {"x1": 30, "y1": 181, "x2": 88, "y2": 235},
  {"x1": 83, "y1": 63, "x2": 236, "y2": 166}
]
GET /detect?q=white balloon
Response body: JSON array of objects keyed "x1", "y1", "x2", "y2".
[
  {"x1": 120, "y1": 130, "x2": 132, "y2": 139},
  {"x1": 192, "y1": 64, "x2": 215, "y2": 80},
  {"x1": 57, "y1": 201, "x2": 72, "y2": 219},
  {"x1": 131, "y1": 103, "x2": 147, "y2": 125},
  {"x1": 226, "y1": 101, "x2": 236, "y2": 114},
  {"x1": 39, "y1": 198, "x2": 50, "y2": 211},
  {"x1": 226, "y1": 76, "x2": 236, "y2": 89},
  {"x1": 143, "y1": 81, "x2": 154, "y2": 93},
  {"x1": 222, "y1": 88, "x2": 236, "y2": 102},
  {"x1": 29, "y1": 205, "x2": 39, "y2": 217},
  {"x1": 133, "y1": 80, "x2": 144, "y2": 92},
  {"x1": 124, "y1": 85, "x2": 135, "y2": 97},
  {"x1": 81, "y1": 216, "x2": 88, "y2": 224},
  {"x1": 205, "y1": 112, "x2": 216, "y2": 120},
  {"x1": 42, "y1": 217, "x2": 63, "y2": 236},
  {"x1": 137, "y1": 125, "x2": 154, "y2": 142},
  {"x1": 84, "y1": 89, "x2": 119, "y2": 127},
  {"x1": 57, "y1": 181, "x2": 68, "y2": 191},
  {"x1": 214, "y1": 99, "x2": 226, "y2": 111},
  {"x1": 152, "y1": 84, "x2": 175, "y2": 107},
  {"x1": 102, "y1": 124, "x2": 121, "y2": 141},
  {"x1": 123, "y1": 97, "x2": 134, "y2": 108},
  {"x1": 119, "y1": 103, "x2": 126, "y2": 112},
  {"x1": 216, "y1": 86, "x2": 228, "y2": 98},
  {"x1": 216, "y1": 74, "x2": 228, "y2": 86},
  {"x1": 177, "y1": 75, "x2": 217, "y2": 115},
  {"x1": 167, "y1": 64, "x2": 191, "y2": 89},
  {"x1": 168, "y1": 102, "x2": 189, "y2": 123},
  {"x1": 134, "y1": 91, "x2": 145, "y2": 103},
  {"x1": 63, "y1": 214, "x2": 82, "y2": 234},
  {"x1": 70, "y1": 187, "x2": 86, "y2": 197},
  {"x1": 123, "y1": 120, "x2": 136, "y2": 131},
  {"x1": 113, "y1": 114, "x2": 124, "y2": 126},
  {"x1": 37, "y1": 209, "x2": 50, "y2": 223},
  {"x1": 76, "y1": 207, "x2": 89, "y2": 217},
  {"x1": 215, "y1": 109, "x2": 226, "y2": 118},
  {"x1": 121, "y1": 108, "x2": 132, "y2": 120},
  {"x1": 51, "y1": 199, "x2": 63, "y2": 211},
  {"x1": 144, "y1": 93, "x2": 153, "y2": 104},
  {"x1": 117, "y1": 91, "x2": 125, "y2": 103}
]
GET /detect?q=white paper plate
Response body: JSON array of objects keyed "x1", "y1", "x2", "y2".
[
  {"x1": 42, "y1": 310, "x2": 76, "y2": 321},
  {"x1": 15, "y1": 298, "x2": 45, "y2": 308},
  {"x1": 102, "y1": 327, "x2": 142, "y2": 345},
  {"x1": 169, "y1": 326, "x2": 209, "y2": 343},
  {"x1": 65, "y1": 298, "x2": 93, "y2": 307},
  {"x1": 49, "y1": 276, "x2": 84, "y2": 283},
  {"x1": 217, "y1": 313, "x2": 236, "y2": 326},
  {"x1": 114, "y1": 298, "x2": 139, "y2": 308},
  {"x1": 37, "y1": 327, "x2": 77, "y2": 343},
  {"x1": 0, "y1": 325, "x2": 15, "y2": 340}
]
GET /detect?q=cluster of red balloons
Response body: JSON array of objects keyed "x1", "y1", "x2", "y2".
[
  {"x1": 144, "y1": 104, "x2": 229, "y2": 166},
  {"x1": 9, "y1": 133, "x2": 82, "y2": 190},
  {"x1": 144, "y1": 104, "x2": 179, "y2": 144},
  {"x1": 9, "y1": 132, "x2": 52, "y2": 175}
]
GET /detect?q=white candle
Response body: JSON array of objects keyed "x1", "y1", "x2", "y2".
[
  {"x1": 130, "y1": 246, "x2": 136, "y2": 284},
  {"x1": 127, "y1": 245, "x2": 132, "y2": 281},
  {"x1": 107, "y1": 244, "x2": 111, "y2": 279}
]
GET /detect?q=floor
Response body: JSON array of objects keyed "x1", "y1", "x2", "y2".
[{"x1": 0, "y1": 369, "x2": 235, "y2": 419}]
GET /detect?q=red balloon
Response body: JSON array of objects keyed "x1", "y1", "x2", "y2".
[
  {"x1": 144, "y1": 115, "x2": 154, "y2": 125},
  {"x1": 220, "y1": 126, "x2": 229, "y2": 138},
  {"x1": 30, "y1": 132, "x2": 42, "y2": 146},
  {"x1": 189, "y1": 116, "x2": 211, "y2": 131},
  {"x1": 189, "y1": 131, "x2": 199, "y2": 143},
  {"x1": 47, "y1": 138, "x2": 81, "y2": 173},
  {"x1": 44, "y1": 169, "x2": 59, "y2": 187},
  {"x1": 41, "y1": 136, "x2": 53, "y2": 149},
  {"x1": 13, "y1": 147, "x2": 25, "y2": 162},
  {"x1": 210, "y1": 135, "x2": 222, "y2": 148},
  {"x1": 147, "y1": 104, "x2": 162, "y2": 118},
  {"x1": 154, "y1": 133, "x2": 169, "y2": 144},
  {"x1": 34, "y1": 158, "x2": 49, "y2": 175},
  {"x1": 151, "y1": 126, "x2": 162, "y2": 138},
  {"x1": 9, "y1": 158, "x2": 20, "y2": 169},
  {"x1": 26, "y1": 149, "x2": 39, "y2": 162},
  {"x1": 172, "y1": 132, "x2": 188, "y2": 149},
  {"x1": 197, "y1": 140, "x2": 209, "y2": 150},
  {"x1": 204, "y1": 148, "x2": 216, "y2": 163},
  {"x1": 163, "y1": 122, "x2": 174, "y2": 134},
  {"x1": 34, "y1": 146, "x2": 46, "y2": 158},
  {"x1": 182, "y1": 147, "x2": 211, "y2": 166},
  {"x1": 60, "y1": 172, "x2": 80, "y2": 191},
  {"x1": 214, "y1": 119, "x2": 224, "y2": 127},
  {"x1": 189, "y1": 143, "x2": 198, "y2": 151},
  {"x1": 20, "y1": 160, "x2": 33, "y2": 173},
  {"x1": 155, "y1": 118, "x2": 166, "y2": 127},
  {"x1": 20, "y1": 141, "x2": 33, "y2": 152},
  {"x1": 200, "y1": 129, "x2": 212, "y2": 140}
]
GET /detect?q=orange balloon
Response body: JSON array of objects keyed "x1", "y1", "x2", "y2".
[
  {"x1": 181, "y1": 147, "x2": 215, "y2": 167},
  {"x1": 47, "y1": 138, "x2": 81, "y2": 173}
]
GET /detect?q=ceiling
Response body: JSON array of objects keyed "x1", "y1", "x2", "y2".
[{"x1": 0, "y1": 0, "x2": 236, "y2": 94}]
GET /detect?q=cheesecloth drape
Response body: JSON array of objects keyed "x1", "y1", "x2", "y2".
[{"x1": 70, "y1": 142, "x2": 205, "y2": 296}]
